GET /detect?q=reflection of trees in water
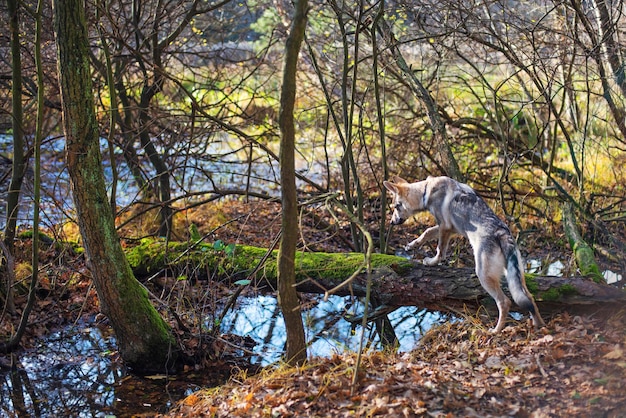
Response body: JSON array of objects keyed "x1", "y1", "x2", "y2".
[
  {"x1": 2, "y1": 366, "x2": 40, "y2": 417},
  {"x1": 0, "y1": 326, "x2": 125, "y2": 417},
  {"x1": 0, "y1": 294, "x2": 446, "y2": 416},
  {"x1": 218, "y1": 294, "x2": 444, "y2": 365}
]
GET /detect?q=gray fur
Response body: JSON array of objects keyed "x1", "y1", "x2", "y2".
[{"x1": 384, "y1": 175, "x2": 545, "y2": 332}]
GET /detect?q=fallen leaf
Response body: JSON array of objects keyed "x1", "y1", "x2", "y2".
[{"x1": 603, "y1": 346, "x2": 623, "y2": 360}]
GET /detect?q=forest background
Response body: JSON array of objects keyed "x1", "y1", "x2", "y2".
[{"x1": 1, "y1": 0, "x2": 626, "y2": 414}]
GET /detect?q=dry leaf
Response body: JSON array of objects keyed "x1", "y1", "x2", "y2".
[{"x1": 603, "y1": 346, "x2": 623, "y2": 360}]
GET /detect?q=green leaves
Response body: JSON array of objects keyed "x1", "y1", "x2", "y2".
[{"x1": 213, "y1": 239, "x2": 236, "y2": 256}]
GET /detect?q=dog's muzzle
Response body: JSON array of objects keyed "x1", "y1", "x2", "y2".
[{"x1": 390, "y1": 216, "x2": 405, "y2": 225}]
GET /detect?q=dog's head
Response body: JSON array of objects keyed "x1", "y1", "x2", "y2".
[{"x1": 383, "y1": 176, "x2": 425, "y2": 225}]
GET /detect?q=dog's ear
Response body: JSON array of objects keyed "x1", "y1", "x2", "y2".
[
  {"x1": 392, "y1": 175, "x2": 409, "y2": 184},
  {"x1": 383, "y1": 180, "x2": 398, "y2": 194}
]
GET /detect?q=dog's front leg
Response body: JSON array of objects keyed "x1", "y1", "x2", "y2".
[
  {"x1": 405, "y1": 225, "x2": 439, "y2": 252},
  {"x1": 424, "y1": 229, "x2": 452, "y2": 266}
]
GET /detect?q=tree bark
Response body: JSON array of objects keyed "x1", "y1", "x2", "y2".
[
  {"x1": 562, "y1": 203, "x2": 604, "y2": 283},
  {"x1": 52, "y1": 0, "x2": 179, "y2": 373},
  {"x1": 5, "y1": 0, "x2": 26, "y2": 252},
  {"x1": 2, "y1": 0, "x2": 25, "y2": 316},
  {"x1": 277, "y1": 0, "x2": 308, "y2": 366}
]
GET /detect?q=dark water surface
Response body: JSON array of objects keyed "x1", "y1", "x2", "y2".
[
  {"x1": 0, "y1": 295, "x2": 441, "y2": 417},
  {"x1": 0, "y1": 324, "x2": 216, "y2": 417}
]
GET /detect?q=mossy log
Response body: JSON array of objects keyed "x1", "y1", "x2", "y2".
[{"x1": 126, "y1": 238, "x2": 625, "y2": 316}]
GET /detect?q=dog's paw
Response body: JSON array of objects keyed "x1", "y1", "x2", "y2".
[
  {"x1": 489, "y1": 324, "x2": 506, "y2": 334},
  {"x1": 404, "y1": 244, "x2": 414, "y2": 252},
  {"x1": 423, "y1": 256, "x2": 439, "y2": 266}
]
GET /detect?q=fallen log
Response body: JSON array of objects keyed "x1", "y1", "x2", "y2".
[{"x1": 126, "y1": 238, "x2": 625, "y2": 317}]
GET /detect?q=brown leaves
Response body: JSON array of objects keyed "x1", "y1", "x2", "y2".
[{"x1": 166, "y1": 310, "x2": 626, "y2": 417}]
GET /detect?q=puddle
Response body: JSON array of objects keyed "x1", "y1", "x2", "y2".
[
  {"x1": 0, "y1": 295, "x2": 441, "y2": 417},
  {"x1": 219, "y1": 295, "x2": 443, "y2": 365},
  {"x1": 527, "y1": 258, "x2": 621, "y2": 285},
  {"x1": 0, "y1": 324, "x2": 212, "y2": 417},
  {"x1": 527, "y1": 258, "x2": 566, "y2": 276},
  {"x1": 603, "y1": 270, "x2": 622, "y2": 284}
]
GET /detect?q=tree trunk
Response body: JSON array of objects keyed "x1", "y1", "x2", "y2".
[
  {"x1": 138, "y1": 82, "x2": 173, "y2": 239},
  {"x1": 52, "y1": 0, "x2": 179, "y2": 373},
  {"x1": 5, "y1": 0, "x2": 26, "y2": 252},
  {"x1": 277, "y1": 0, "x2": 309, "y2": 366},
  {"x1": 562, "y1": 203, "x2": 604, "y2": 283},
  {"x1": 569, "y1": 0, "x2": 626, "y2": 142},
  {"x1": 2, "y1": 0, "x2": 25, "y2": 316}
]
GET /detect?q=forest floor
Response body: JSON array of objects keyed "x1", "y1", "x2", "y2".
[
  {"x1": 2, "y1": 199, "x2": 626, "y2": 417},
  {"x1": 165, "y1": 311, "x2": 626, "y2": 417},
  {"x1": 160, "y1": 200, "x2": 626, "y2": 417}
]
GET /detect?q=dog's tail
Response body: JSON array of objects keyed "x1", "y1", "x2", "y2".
[{"x1": 499, "y1": 234, "x2": 537, "y2": 316}]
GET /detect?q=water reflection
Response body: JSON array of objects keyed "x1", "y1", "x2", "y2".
[
  {"x1": 219, "y1": 294, "x2": 442, "y2": 366},
  {"x1": 527, "y1": 258, "x2": 621, "y2": 285},
  {"x1": 0, "y1": 325, "x2": 201, "y2": 417},
  {"x1": 0, "y1": 295, "x2": 441, "y2": 417},
  {"x1": 0, "y1": 133, "x2": 325, "y2": 231},
  {"x1": 527, "y1": 258, "x2": 565, "y2": 276},
  {"x1": 1, "y1": 325, "x2": 123, "y2": 417}
]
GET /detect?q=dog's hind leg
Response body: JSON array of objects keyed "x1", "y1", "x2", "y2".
[
  {"x1": 475, "y1": 250, "x2": 512, "y2": 333},
  {"x1": 489, "y1": 287, "x2": 511, "y2": 333}
]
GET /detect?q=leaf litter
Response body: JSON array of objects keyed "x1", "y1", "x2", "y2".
[{"x1": 164, "y1": 310, "x2": 626, "y2": 417}]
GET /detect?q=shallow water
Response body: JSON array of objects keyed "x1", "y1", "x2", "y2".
[
  {"x1": 220, "y1": 294, "x2": 442, "y2": 366},
  {"x1": 0, "y1": 295, "x2": 440, "y2": 417},
  {"x1": 0, "y1": 324, "x2": 213, "y2": 417}
]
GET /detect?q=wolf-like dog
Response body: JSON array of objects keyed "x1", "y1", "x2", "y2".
[{"x1": 383, "y1": 175, "x2": 545, "y2": 333}]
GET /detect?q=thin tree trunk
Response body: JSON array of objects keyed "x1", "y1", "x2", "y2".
[
  {"x1": 52, "y1": 0, "x2": 179, "y2": 373},
  {"x1": 5, "y1": 0, "x2": 26, "y2": 252},
  {"x1": 371, "y1": 0, "x2": 388, "y2": 253},
  {"x1": 569, "y1": 0, "x2": 626, "y2": 143},
  {"x1": 562, "y1": 203, "x2": 603, "y2": 283},
  {"x1": 277, "y1": 0, "x2": 309, "y2": 366},
  {"x1": 138, "y1": 83, "x2": 173, "y2": 239},
  {"x1": 2, "y1": 0, "x2": 25, "y2": 316}
]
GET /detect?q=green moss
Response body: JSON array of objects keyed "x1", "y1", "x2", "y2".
[
  {"x1": 526, "y1": 275, "x2": 580, "y2": 301},
  {"x1": 17, "y1": 229, "x2": 54, "y2": 243},
  {"x1": 113, "y1": 260, "x2": 178, "y2": 368},
  {"x1": 573, "y1": 242, "x2": 604, "y2": 283},
  {"x1": 539, "y1": 283, "x2": 578, "y2": 302},
  {"x1": 125, "y1": 238, "x2": 215, "y2": 276},
  {"x1": 301, "y1": 252, "x2": 412, "y2": 281},
  {"x1": 248, "y1": 249, "x2": 412, "y2": 283},
  {"x1": 124, "y1": 238, "x2": 413, "y2": 284},
  {"x1": 524, "y1": 274, "x2": 539, "y2": 294}
]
